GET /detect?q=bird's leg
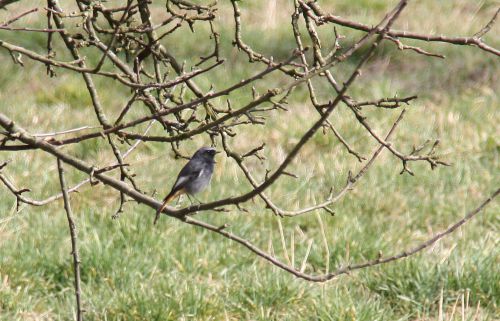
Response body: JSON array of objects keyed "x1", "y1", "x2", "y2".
[
  {"x1": 187, "y1": 194, "x2": 203, "y2": 205},
  {"x1": 186, "y1": 194, "x2": 194, "y2": 205}
]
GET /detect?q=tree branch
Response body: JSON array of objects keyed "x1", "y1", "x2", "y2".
[{"x1": 56, "y1": 158, "x2": 83, "y2": 321}]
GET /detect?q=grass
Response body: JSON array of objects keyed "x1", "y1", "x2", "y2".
[{"x1": 0, "y1": 0, "x2": 499, "y2": 320}]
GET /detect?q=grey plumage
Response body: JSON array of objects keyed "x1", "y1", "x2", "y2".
[
  {"x1": 154, "y1": 146, "x2": 217, "y2": 224},
  {"x1": 171, "y1": 146, "x2": 216, "y2": 195}
]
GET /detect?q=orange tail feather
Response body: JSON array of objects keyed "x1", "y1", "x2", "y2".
[{"x1": 153, "y1": 188, "x2": 185, "y2": 225}]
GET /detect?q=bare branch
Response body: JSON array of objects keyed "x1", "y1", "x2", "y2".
[
  {"x1": 303, "y1": 1, "x2": 500, "y2": 56},
  {"x1": 0, "y1": 0, "x2": 496, "y2": 289},
  {"x1": 183, "y1": 186, "x2": 499, "y2": 282},
  {"x1": 56, "y1": 158, "x2": 83, "y2": 321}
]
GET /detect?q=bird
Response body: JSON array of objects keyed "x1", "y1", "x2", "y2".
[{"x1": 154, "y1": 146, "x2": 218, "y2": 224}]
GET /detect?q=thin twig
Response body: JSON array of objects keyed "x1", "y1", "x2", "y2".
[{"x1": 56, "y1": 158, "x2": 82, "y2": 321}]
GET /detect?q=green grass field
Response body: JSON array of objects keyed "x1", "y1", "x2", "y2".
[{"x1": 0, "y1": 1, "x2": 499, "y2": 320}]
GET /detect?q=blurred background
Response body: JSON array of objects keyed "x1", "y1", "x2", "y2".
[{"x1": 0, "y1": 0, "x2": 498, "y2": 320}]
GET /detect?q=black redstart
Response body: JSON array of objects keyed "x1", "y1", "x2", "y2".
[{"x1": 154, "y1": 146, "x2": 217, "y2": 224}]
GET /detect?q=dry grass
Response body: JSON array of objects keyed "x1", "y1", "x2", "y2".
[{"x1": 0, "y1": 1, "x2": 498, "y2": 320}]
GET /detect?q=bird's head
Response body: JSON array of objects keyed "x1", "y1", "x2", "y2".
[{"x1": 193, "y1": 146, "x2": 218, "y2": 162}]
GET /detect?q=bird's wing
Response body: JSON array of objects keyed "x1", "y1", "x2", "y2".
[{"x1": 171, "y1": 160, "x2": 203, "y2": 192}]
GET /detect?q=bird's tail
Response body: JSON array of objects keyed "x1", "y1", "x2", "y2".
[{"x1": 154, "y1": 189, "x2": 184, "y2": 225}]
